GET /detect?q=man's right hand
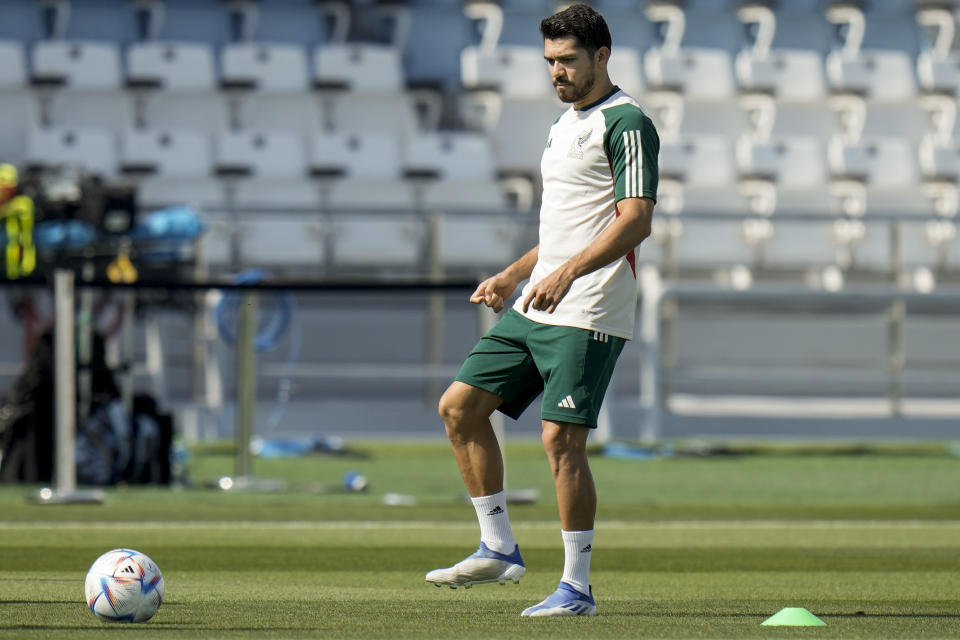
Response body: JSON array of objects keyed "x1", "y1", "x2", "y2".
[{"x1": 469, "y1": 273, "x2": 518, "y2": 312}]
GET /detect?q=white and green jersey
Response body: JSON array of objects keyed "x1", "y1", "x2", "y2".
[{"x1": 514, "y1": 87, "x2": 659, "y2": 340}]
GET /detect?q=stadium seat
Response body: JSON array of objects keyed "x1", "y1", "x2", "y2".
[
  {"x1": 403, "y1": 132, "x2": 495, "y2": 180},
  {"x1": 310, "y1": 130, "x2": 402, "y2": 180},
  {"x1": 127, "y1": 41, "x2": 218, "y2": 91},
  {"x1": 734, "y1": 3, "x2": 826, "y2": 102},
  {"x1": 0, "y1": 40, "x2": 30, "y2": 161},
  {"x1": 736, "y1": 135, "x2": 827, "y2": 189},
  {"x1": 231, "y1": 178, "x2": 320, "y2": 210},
  {"x1": 900, "y1": 219, "x2": 960, "y2": 270},
  {"x1": 735, "y1": 50, "x2": 826, "y2": 101},
  {"x1": 215, "y1": 131, "x2": 306, "y2": 178},
  {"x1": 25, "y1": 126, "x2": 116, "y2": 176},
  {"x1": 31, "y1": 39, "x2": 121, "y2": 89},
  {"x1": 312, "y1": 43, "x2": 419, "y2": 137},
  {"x1": 669, "y1": 218, "x2": 754, "y2": 269},
  {"x1": 220, "y1": 42, "x2": 318, "y2": 134},
  {"x1": 329, "y1": 213, "x2": 425, "y2": 270},
  {"x1": 761, "y1": 220, "x2": 845, "y2": 271},
  {"x1": 314, "y1": 43, "x2": 404, "y2": 92},
  {"x1": 919, "y1": 137, "x2": 960, "y2": 182},
  {"x1": 138, "y1": 177, "x2": 226, "y2": 211},
  {"x1": 915, "y1": 5, "x2": 960, "y2": 94},
  {"x1": 460, "y1": 44, "x2": 552, "y2": 98},
  {"x1": 825, "y1": 5, "x2": 917, "y2": 102},
  {"x1": 644, "y1": 48, "x2": 736, "y2": 100},
  {"x1": 660, "y1": 135, "x2": 736, "y2": 188},
  {"x1": 403, "y1": 132, "x2": 506, "y2": 211},
  {"x1": 120, "y1": 129, "x2": 213, "y2": 177},
  {"x1": 827, "y1": 135, "x2": 918, "y2": 189},
  {"x1": 221, "y1": 42, "x2": 309, "y2": 92},
  {"x1": 606, "y1": 46, "x2": 644, "y2": 98},
  {"x1": 31, "y1": 39, "x2": 132, "y2": 131},
  {"x1": 438, "y1": 215, "x2": 522, "y2": 271},
  {"x1": 126, "y1": 41, "x2": 225, "y2": 133},
  {"x1": 120, "y1": 127, "x2": 225, "y2": 212},
  {"x1": 235, "y1": 214, "x2": 326, "y2": 267},
  {"x1": 310, "y1": 130, "x2": 413, "y2": 214},
  {"x1": 642, "y1": 1, "x2": 736, "y2": 100},
  {"x1": 0, "y1": 39, "x2": 26, "y2": 87}
]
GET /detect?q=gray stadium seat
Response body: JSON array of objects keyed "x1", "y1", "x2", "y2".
[
  {"x1": 31, "y1": 39, "x2": 132, "y2": 132},
  {"x1": 215, "y1": 130, "x2": 306, "y2": 178},
  {"x1": 0, "y1": 39, "x2": 30, "y2": 162},
  {"x1": 329, "y1": 213, "x2": 425, "y2": 270},
  {"x1": 220, "y1": 42, "x2": 318, "y2": 135},
  {"x1": 235, "y1": 214, "x2": 326, "y2": 267},
  {"x1": 26, "y1": 126, "x2": 117, "y2": 177},
  {"x1": 126, "y1": 41, "x2": 225, "y2": 134},
  {"x1": 120, "y1": 129, "x2": 213, "y2": 177}
]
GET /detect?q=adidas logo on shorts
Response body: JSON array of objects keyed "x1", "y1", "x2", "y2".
[{"x1": 558, "y1": 395, "x2": 576, "y2": 409}]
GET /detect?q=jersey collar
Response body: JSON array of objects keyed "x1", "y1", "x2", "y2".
[{"x1": 575, "y1": 86, "x2": 621, "y2": 112}]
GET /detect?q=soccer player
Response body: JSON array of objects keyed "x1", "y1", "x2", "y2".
[{"x1": 425, "y1": 3, "x2": 659, "y2": 618}]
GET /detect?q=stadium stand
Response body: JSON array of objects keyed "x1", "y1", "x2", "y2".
[{"x1": 3, "y1": 0, "x2": 960, "y2": 441}]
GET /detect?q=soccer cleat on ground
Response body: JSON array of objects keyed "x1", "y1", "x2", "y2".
[
  {"x1": 425, "y1": 542, "x2": 525, "y2": 589},
  {"x1": 520, "y1": 581, "x2": 597, "y2": 617}
]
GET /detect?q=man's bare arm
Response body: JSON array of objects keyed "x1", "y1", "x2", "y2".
[
  {"x1": 522, "y1": 197, "x2": 653, "y2": 313},
  {"x1": 470, "y1": 244, "x2": 540, "y2": 312}
]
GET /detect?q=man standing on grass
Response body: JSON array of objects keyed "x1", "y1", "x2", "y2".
[{"x1": 425, "y1": 3, "x2": 659, "y2": 617}]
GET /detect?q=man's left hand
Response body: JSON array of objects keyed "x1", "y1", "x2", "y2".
[{"x1": 521, "y1": 267, "x2": 574, "y2": 314}]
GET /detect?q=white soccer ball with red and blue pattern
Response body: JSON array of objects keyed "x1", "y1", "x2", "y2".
[{"x1": 84, "y1": 548, "x2": 164, "y2": 623}]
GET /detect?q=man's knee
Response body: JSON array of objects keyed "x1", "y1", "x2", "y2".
[
  {"x1": 541, "y1": 421, "x2": 589, "y2": 460},
  {"x1": 438, "y1": 382, "x2": 501, "y2": 433}
]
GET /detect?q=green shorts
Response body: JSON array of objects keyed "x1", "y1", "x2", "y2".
[{"x1": 455, "y1": 308, "x2": 626, "y2": 427}]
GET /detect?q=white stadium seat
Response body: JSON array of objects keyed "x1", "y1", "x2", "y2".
[
  {"x1": 329, "y1": 214, "x2": 425, "y2": 269},
  {"x1": 221, "y1": 43, "x2": 309, "y2": 92},
  {"x1": 735, "y1": 49, "x2": 826, "y2": 101},
  {"x1": 404, "y1": 132, "x2": 496, "y2": 180},
  {"x1": 660, "y1": 135, "x2": 736, "y2": 187},
  {"x1": 439, "y1": 216, "x2": 521, "y2": 270},
  {"x1": 120, "y1": 129, "x2": 213, "y2": 177},
  {"x1": 32, "y1": 40, "x2": 131, "y2": 132},
  {"x1": 828, "y1": 135, "x2": 918, "y2": 187},
  {"x1": 644, "y1": 47, "x2": 736, "y2": 99},
  {"x1": 460, "y1": 44, "x2": 552, "y2": 98},
  {"x1": 215, "y1": 131, "x2": 306, "y2": 178},
  {"x1": 827, "y1": 50, "x2": 917, "y2": 102},
  {"x1": 31, "y1": 40, "x2": 121, "y2": 89},
  {"x1": 736, "y1": 136, "x2": 827, "y2": 188},
  {"x1": 236, "y1": 215, "x2": 326, "y2": 267},
  {"x1": 126, "y1": 42, "x2": 225, "y2": 134},
  {"x1": 26, "y1": 127, "x2": 116, "y2": 176},
  {"x1": 404, "y1": 132, "x2": 505, "y2": 211},
  {"x1": 127, "y1": 41, "x2": 217, "y2": 91},
  {"x1": 314, "y1": 44, "x2": 405, "y2": 92},
  {"x1": 310, "y1": 131, "x2": 401, "y2": 180},
  {"x1": 0, "y1": 40, "x2": 30, "y2": 161}
]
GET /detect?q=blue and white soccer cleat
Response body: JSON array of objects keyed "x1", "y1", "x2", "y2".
[
  {"x1": 520, "y1": 581, "x2": 597, "y2": 617},
  {"x1": 425, "y1": 542, "x2": 525, "y2": 589}
]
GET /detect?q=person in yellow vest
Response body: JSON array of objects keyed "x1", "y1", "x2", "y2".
[{"x1": 0, "y1": 164, "x2": 36, "y2": 279}]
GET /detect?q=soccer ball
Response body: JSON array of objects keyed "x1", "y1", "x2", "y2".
[{"x1": 84, "y1": 549, "x2": 164, "y2": 623}]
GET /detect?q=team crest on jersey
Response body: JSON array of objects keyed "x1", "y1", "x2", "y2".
[{"x1": 567, "y1": 129, "x2": 592, "y2": 159}]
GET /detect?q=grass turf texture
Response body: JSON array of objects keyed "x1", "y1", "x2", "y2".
[{"x1": 1, "y1": 441, "x2": 959, "y2": 638}]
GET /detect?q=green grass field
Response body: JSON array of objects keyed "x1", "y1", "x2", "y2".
[{"x1": 1, "y1": 441, "x2": 959, "y2": 638}]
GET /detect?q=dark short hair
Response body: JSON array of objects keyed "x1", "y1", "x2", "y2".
[{"x1": 540, "y1": 3, "x2": 612, "y2": 54}]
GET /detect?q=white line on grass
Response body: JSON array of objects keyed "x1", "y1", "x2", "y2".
[{"x1": 2, "y1": 520, "x2": 960, "y2": 530}]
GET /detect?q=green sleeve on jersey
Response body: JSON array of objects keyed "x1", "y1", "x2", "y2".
[{"x1": 602, "y1": 104, "x2": 659, "y2": 203}]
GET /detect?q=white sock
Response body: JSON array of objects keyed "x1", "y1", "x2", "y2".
[
  {"x1": 560, "y1": 529, "x2": 594, "y2": 596},
  {"x1": 470, "y1": 491, "x2": 517, "y2": 554}
]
